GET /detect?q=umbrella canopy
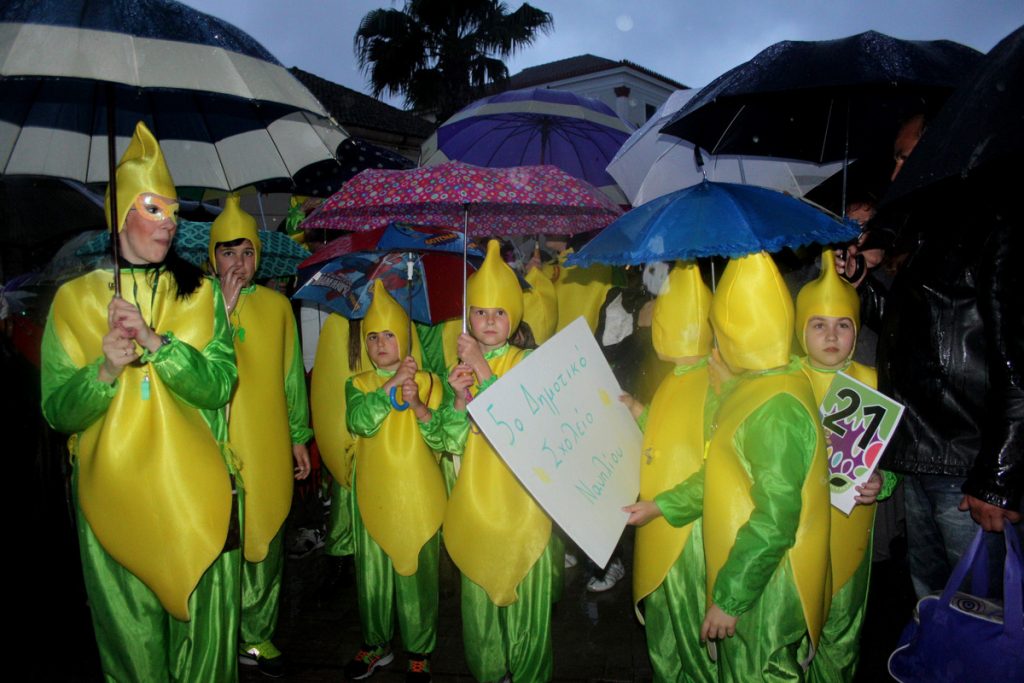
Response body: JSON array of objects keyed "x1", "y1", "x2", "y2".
[
  {"x1": 77, "y1": 219, "x2": 310, "y2": 279},
  {"x1": 260, "y1": 137, "x2": 414, "y2": 198},
  {"x1": 566, "y1": 180, "x2": 860, "y2": 266},
  {"x1": 301, "y1": 161, "x2": 623, "y2": 237},
  {"x1": 885, "y1": 25, "x2": 1024, "y2": 202},
  {"x1": 293, "y1": 223, "x2": 485, "y2": 324},
  {"x1": 661, "y1": 31, "x2": 982, "y2": 163},
  {"x1": 608, "y1": 89, "x2": 842, "y2": 206},
  {"x1": 421, "y1": 87, "x2": 633, "y2": 204},
  {"x1": 0, "y1": 0, "x2": 347, "y2": 191}
]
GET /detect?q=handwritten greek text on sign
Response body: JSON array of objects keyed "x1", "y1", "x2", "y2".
[
  {"x1": 819, "y1": 372, "x2": 904, "y2": 515},
  {"x1": 467, "y1": 317, "x2": 642, "y2": 568}
]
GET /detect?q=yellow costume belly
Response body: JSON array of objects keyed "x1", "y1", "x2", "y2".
[
  {"x1": 353, "y1": 370, "x2": 446, "y2": 576},
  {"x1": 51, "y1": 270, "x2": 232, "y2": 620},
  {"x1": 443, "y1": 347, "x2": 553, "y2": 605}
]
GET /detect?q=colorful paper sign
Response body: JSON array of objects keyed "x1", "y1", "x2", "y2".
[
  {"x1": 819, "y1": 371, "x2": 905, "y2": 515},
  {"x1": 466, "y1": 316, "x2": 642, "y2": 568}
]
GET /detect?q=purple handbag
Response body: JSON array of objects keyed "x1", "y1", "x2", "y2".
[{"x1": 888, "y1": 524, "x2": 1023, "y2": 682}]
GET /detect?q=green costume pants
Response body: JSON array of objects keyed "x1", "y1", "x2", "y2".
[
  {"x1": 460, "y1": 539, "x2": 555, "y2": 683},
  {"x1": 240, "y1": 526, "x2": 284, "y2": 645},
  {"x1": 76, "y1": 502, "x2": 240, "y2": 682},
  {"x1": 644, "y1": 521, "x2": 716, "y2": 683},
  {"x1": 352, "y1": 478, "x2": 439, "y2": 654},
  {"x1": 325, "y1": 479, "x2": 354, "y2": 557},
  {"x1": 715, "y1": 559, "x2": 812, "y2": 683},
  {"x1": 807, "y1": 552, "x2": 871, "y2": 683},
  {"x1": 550, "y1": 532, "x2": 565, "y2": 604}
]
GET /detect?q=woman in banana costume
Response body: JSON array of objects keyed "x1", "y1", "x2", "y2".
[
  {"x1": 438, "y1": 240, "x2": 556, "y2": 683},
  {"x1": 702, "y1": 252, "x2": 831, "y2": 682},
  {"x1": 208, "y1": 196, "x2": 314, "y2": 674},
  {"x1": 795, "y1": 253, "x2": 894, "y2": 683},
  {"x1": 41, "y1": 122, "x2": 239, "y2": 682},
  {"x1": 622, "y1": 262, "x2": 719, "y2": 683},
  {"x1": 343, "y1": 280, "x2": 449, "y2": 680}
]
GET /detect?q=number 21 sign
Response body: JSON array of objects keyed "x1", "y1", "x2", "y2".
[{"x1": 819, "y1": 372, "x2": 905, "y2": 515}]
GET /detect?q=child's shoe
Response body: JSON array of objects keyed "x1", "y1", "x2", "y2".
[
  {"x1": 238, "y1": 640, "x2": 285, "y2": 678},
  {"x1": 344, "y1": 643, "x2": 394, "y2": 680},
  {"x1": 586, "y1": 557, "x2": 626, "y2": 592},
  {"x1": 405, "y1": 653, "x2": 431, "y2": 682}
]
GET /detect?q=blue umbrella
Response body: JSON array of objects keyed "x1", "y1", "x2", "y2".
[
  {"x1": 566, "y1": 180, "x2": 860, "y2": 267},
  {"x1": 420, "y1": 87, "x2": 633, "y2": 204}
]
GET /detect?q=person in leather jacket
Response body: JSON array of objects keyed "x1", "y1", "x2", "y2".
[{"x1": 864, "y1": 134, "x2": 1022, "y2": 596}]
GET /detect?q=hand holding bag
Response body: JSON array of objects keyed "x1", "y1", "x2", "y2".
[{"x1": 888, "y1": 523, "x2": 1023, "y2": 682}]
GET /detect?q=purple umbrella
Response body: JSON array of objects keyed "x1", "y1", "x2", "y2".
[{"x1": 421, "y1": 88, "x2": 634, "y2": 204}]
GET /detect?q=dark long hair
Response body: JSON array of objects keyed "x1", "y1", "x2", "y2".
[{"x1": 164, "y1": 249, "x2": 203, "y2": 300}]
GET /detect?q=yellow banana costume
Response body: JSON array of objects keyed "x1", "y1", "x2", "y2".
[
  {"x1": 543, "y1": 247, "x2": 614, "y2": 334},
  {"x1": 346, "y1": 280, "x2": 446, "y2": 654},
  {"x1": 633, "y1": 261, "x2": 719, "y2": 683},
  {"x1": 209, "y1": 196, "x2": 313, "y2": 650},
  {"x1": 797, "y1": 252, "x2": 881, "y2": 683},
  {"x1": 704, "y1": 251, "x2": 831, "y2": 681},
  {"x1": 439, "y1": 240, "x2": 555, "y2": 683},
  {"x1": 41, "y1": 121, "x2": 239, "y2": 682},
  {"x1": 522, "y1": 265, "x2": 558, "y2": 344}
]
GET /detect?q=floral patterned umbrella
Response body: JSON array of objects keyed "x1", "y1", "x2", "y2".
[{"x1": 300, "y1": 161, "x2": 622, "y2": 237}]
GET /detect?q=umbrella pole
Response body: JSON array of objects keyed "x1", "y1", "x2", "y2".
[
  {"x1": 106, "y1": 86, "x2": 121, "y2": 297},
  {"x1": 462, "y1": 205, "x2": 469, "y2": 334}
]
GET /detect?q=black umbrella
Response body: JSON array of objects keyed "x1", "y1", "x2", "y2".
[
  {"x1": 256, "y1": 137, "x2": 414, "y2": 197},
  {"x1": 661, "y1": 31, "x2": 982, "y2": 164},
  {"x1": 885, "y1": 25, "x2": 1024, "y2": 203}
]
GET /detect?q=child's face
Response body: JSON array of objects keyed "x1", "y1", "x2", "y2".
[
  {"x1": 805, "y1": 315, "x2": 856, "y2": 370},
  {"x1": 366, "y1": 330, "x2": 401, "y2": 371},
  {"x1": 469, "y1": 306, "x2": 510, "y2": 352},
  {"x1": 214, "y1": 239, "x2": 256, "y2": 286}
]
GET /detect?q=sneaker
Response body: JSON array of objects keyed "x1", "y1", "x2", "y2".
[
  {"x1": 564, "y1": 552, "x2": 578, "y2": 569},
  {"x1": 239, "y1": 640, "x2": 285, "y2": 678},
  {"x1": 288, "y1": 526, "x2": 325, "y2": 559},
  {"x1": 405, "y1": 654, "x2": 431, "y2": 682},
  {"x1": 344, "y1": 643, "x2": 394, "y2": 680},
  {"x1": 586, "y1": 557, "x2": 626, "y2": 593}
]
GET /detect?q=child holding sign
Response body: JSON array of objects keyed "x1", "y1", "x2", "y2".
[
  {"x1": 344, "y1": 280, "x2": 447, "y2": 681},
  {"x1": 439, "y1": 239, "x2": 555, "y2": 683},
  {"x1": 795, "y1": 253, "x2": 894, "y2": 683},
  {"x1": 702, "y1": 251, "x2": 831, "y2": 682},
  {"x1": 621, "y1": 261, "x2": 719, "y2": 683}
]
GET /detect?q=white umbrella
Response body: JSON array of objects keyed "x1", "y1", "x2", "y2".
[{"x1": 607, "y1": 89, "x2": 841, "y2": 206}]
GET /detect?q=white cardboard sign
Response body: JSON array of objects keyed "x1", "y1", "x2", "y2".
[{"x1": 467, "y1": 316, "x2": 642, "y2": 568}]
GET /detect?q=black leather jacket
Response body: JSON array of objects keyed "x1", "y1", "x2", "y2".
[{"x1": 872, "y1": 207, "x2": 1022, "y2": 511}]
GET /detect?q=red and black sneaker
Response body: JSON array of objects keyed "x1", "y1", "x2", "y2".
[
  {"x1": 343, "y1": 643, "x2": 394, "y2": 680},
  {"x1": 406, "y1": 654, "x2": 432, "y2": 683}
]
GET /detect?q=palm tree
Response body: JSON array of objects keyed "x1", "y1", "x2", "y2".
[{"x1": 354, "y1": 0, "x2": 554, "y2": 122}]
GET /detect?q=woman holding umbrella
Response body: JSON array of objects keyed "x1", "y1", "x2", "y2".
[{"x1": 41, "y1": 122, "x2": 240, "y2": 682}]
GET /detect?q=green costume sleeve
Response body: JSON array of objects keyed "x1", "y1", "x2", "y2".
[
  {"x1": 416, "y1": 412, "x2": 445, "y2": 451},
  {"x1": 655, "y1": 467, "x2": 706, "y2": 527},
  {"x1": 40, "y1": 313, "x2": 117, "y2": 434},
  {"x1": 636, "y1": 404, "x2": 650, "y2": 431},
  {"x1": 713, "y1": 393, "x2": 818, "y2": 617},
  {"x1": 285, "y1": 320, "x2": 314, "y2": 445},
  {"x1": 435, "y1": 379, "x2": 471, "y2": 454},
  {"x1": 345, "y1": 377, "x2": 392, "y2": 438},
  {"x1": 878, "y1": 469, "x2": 900, "y2": 501}
]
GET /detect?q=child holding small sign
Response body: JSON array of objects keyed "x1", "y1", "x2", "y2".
[
  {"x1": 620, "y1": 261, "x2": 719, "y2": 683},
  {"x1": 702, "y1": 251, "x2": 831, "y2": 682},
  {"x1": 438, "y1": 239, "x2": 556, "y2": 683},
  {"x1": 795, "y1": 252, "x2": 894, "y2": 683},
  {"x1": 344, "y1": 280, "x2": 448, "y2": 681}
]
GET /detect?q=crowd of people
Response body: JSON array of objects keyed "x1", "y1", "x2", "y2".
[{"x1": 36, "y1": 104, "x2": 1021, "y2": 683}]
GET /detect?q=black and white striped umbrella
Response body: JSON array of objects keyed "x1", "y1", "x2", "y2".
[{"x1": 0, "y1": 0, "x2": 347, "y2": 191}]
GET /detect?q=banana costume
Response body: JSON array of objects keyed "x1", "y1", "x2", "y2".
[
  {"x1": 346, "y1": 280, "x2": 448, "y2": 654},
  {"x1": 632, "y1": 262, "x2": 719, "y2": 683},
  {"x1": 208, "y1": 196, "x2": 313, "y2": 648},
  {"x1": 796, "y1": 253, "x2": 886, "y2": 683},
  {"x1": 41, "y1": 121, "x2": 239, "y2": 682},
  {"x1": 704, "y1": 252, "x2": 831, "y2": 682},
  {"x1": 439, "y1": 240, "x2": 555, "y2": 683},
  {"x1": 542, "y1": 247, "x2": 614, "y2": 334}
]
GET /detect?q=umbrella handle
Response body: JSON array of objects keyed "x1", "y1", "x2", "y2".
[{"x1": 389, "y1": 386, "x2": 410, "y2": 411}]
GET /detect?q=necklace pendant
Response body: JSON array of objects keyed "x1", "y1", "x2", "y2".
[
  {"x1": 141, "y1": 373, "x2": 151, "y2": 401},
  {"x1": 237, "y1": 326, "x2": 246, "y2": 342}
]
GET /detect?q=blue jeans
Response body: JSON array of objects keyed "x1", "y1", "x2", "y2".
[{"x1": 902, "y1": 474, "x2": 1014, "y2": 599}]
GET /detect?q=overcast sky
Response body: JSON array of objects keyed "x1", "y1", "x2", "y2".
[{"x1": 186, "y1": 0, "x2": 1023, "y2": 106}]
